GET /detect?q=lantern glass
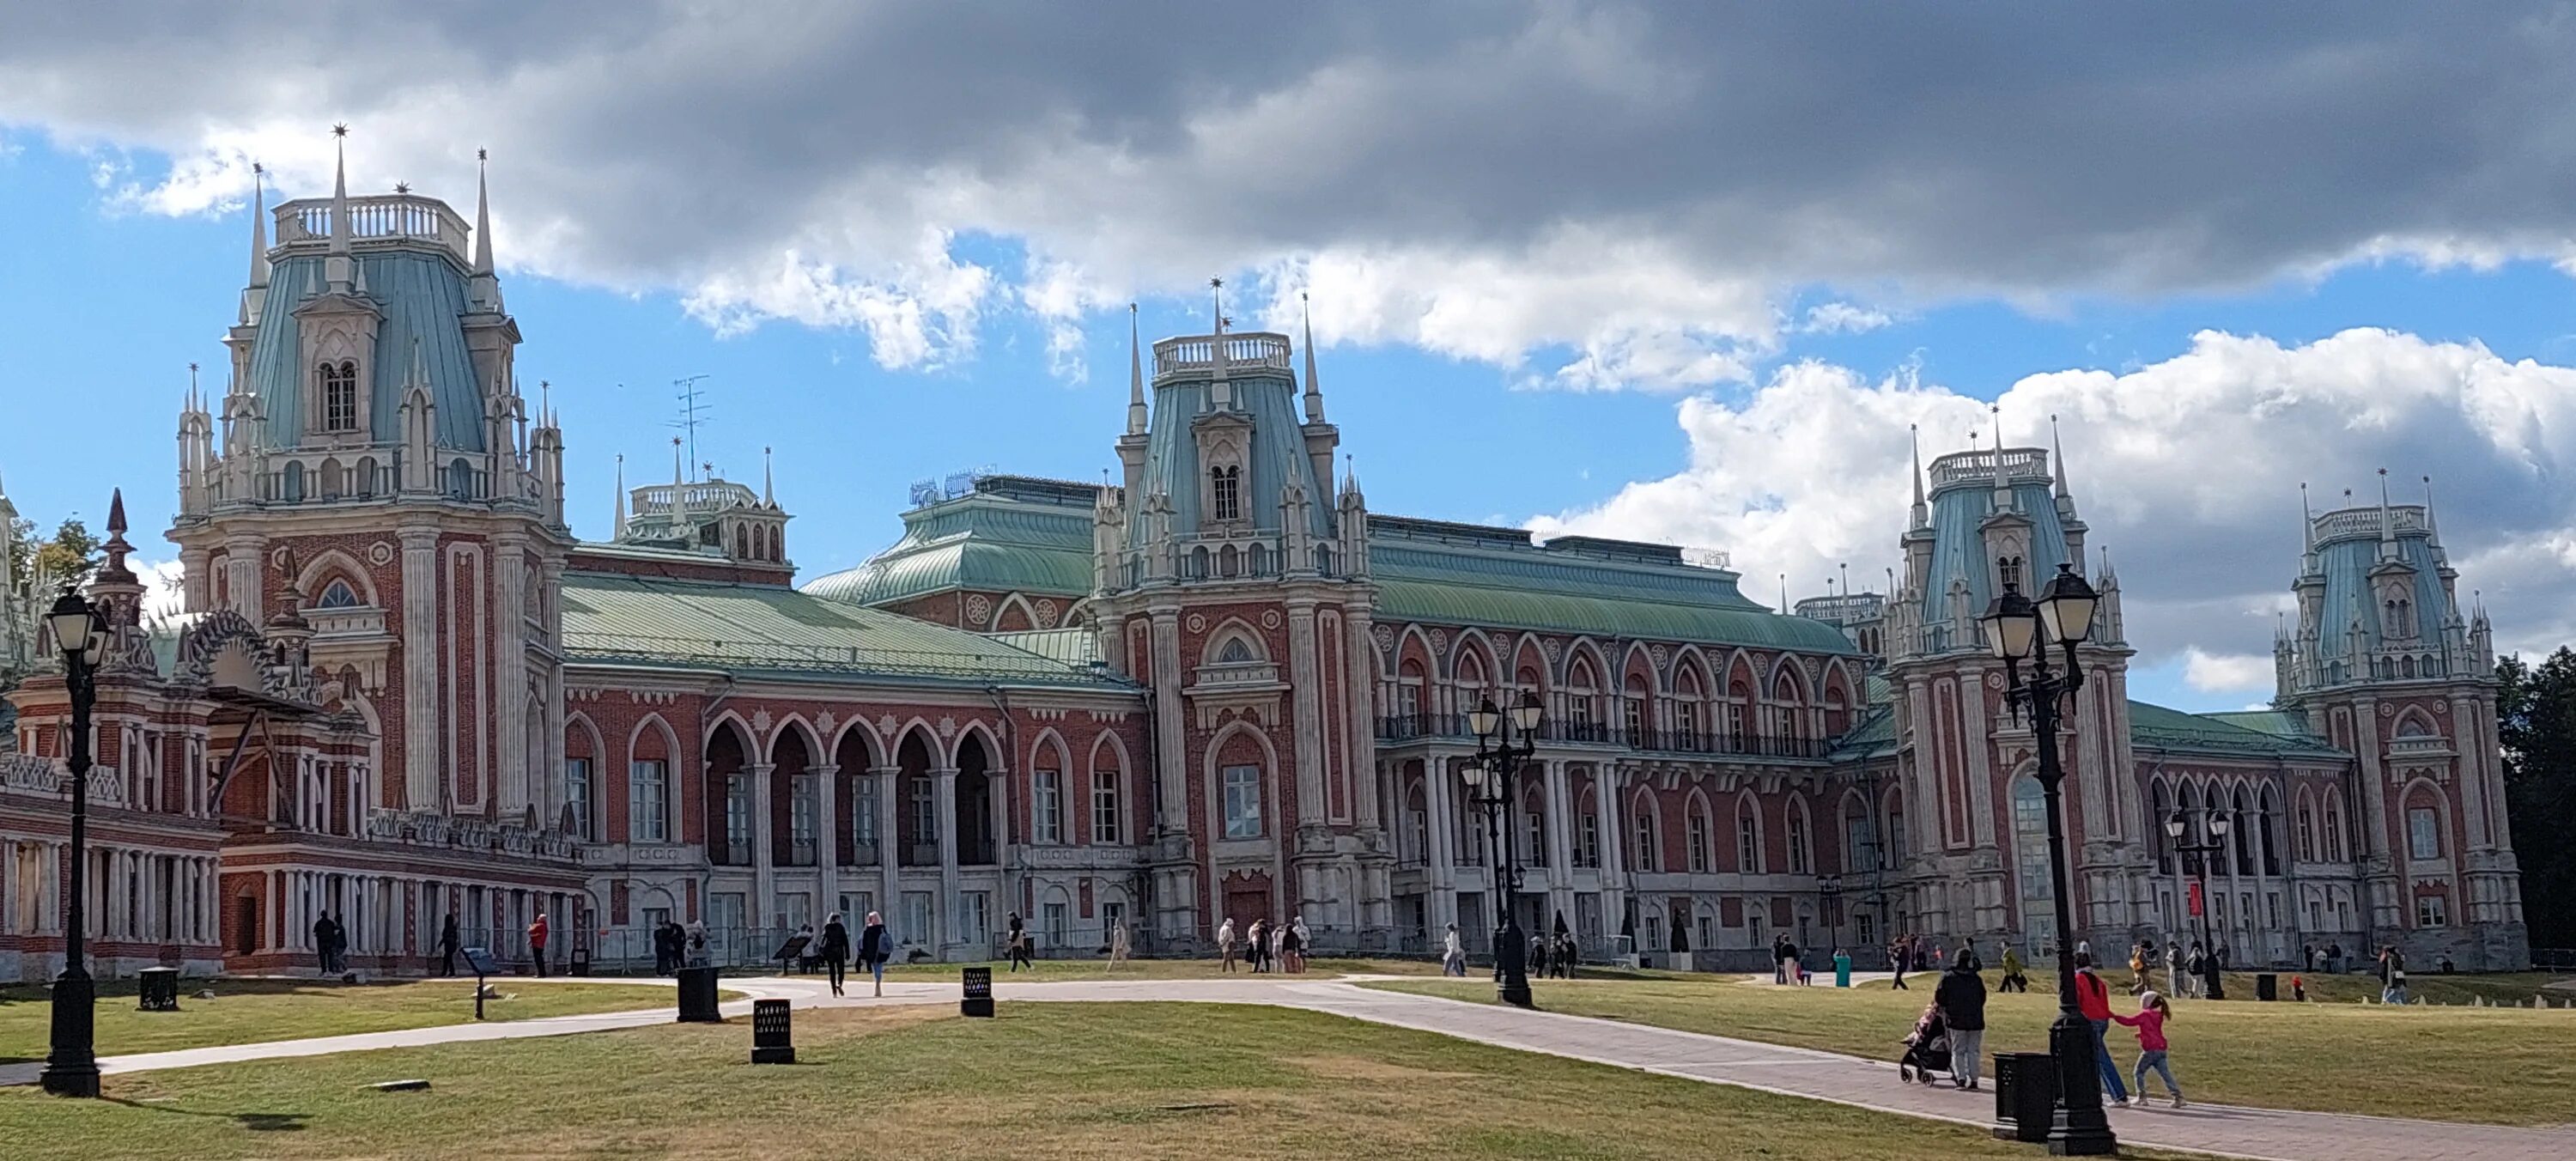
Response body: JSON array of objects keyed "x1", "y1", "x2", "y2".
[
  {"x1": 2036, "y1": 562, "x2": 2101, "y2": 645},
  {"x1": 1467, "y1": 699, "x2": 1501, "y2": 740},
  {"x1": 1510, "y1": 691, "x2": 1543, "y2": 733}
]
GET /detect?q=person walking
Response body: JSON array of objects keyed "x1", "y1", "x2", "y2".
[
  {"x1": 2074, "y1": 951, "x2": 2131, "y2": 1103},
  {"x1": 2325, "y1": 941, "x2": 2343, "y2": 975},
  {"x1": 2112, "y1": 990, "x2": 2185, "y2": 1108},
  {"x1": 1935, "y1": 946, "x2": 1989, "y2": 1090},
  {"x1": 1246, "y1": 918, "x2": 1268, "y2": 973},
  {"x1": 1290, "y1": 915, "x2": 1312, "y2": 973},
  {"x1": 860, "y1": 910, "x2": 890, "y2": 997},
  {"x1": 1555, "y1": 931, "x2": 1577, "y2": 978},
  {"x1": 1998, "y1": 944, "x2": 2028, "y2": 993},
  {"x1": 1106, "y1": 920, "x2": 1131, "y2": 974},
  {"x1": 1889, "y1": 933, "x2": 1911, "y2": 990},
  {"x1": 2378, "y1": 945, "x2": 2409, "y2": 1005},
  {"x1": 1832, "y1": 946, "x2": 1852, "y2": 988},
  {"x1": 1005, "y1": 913, "x2": 1033, "y2": 972},
  {"x1": 438, "y1": 912, "x2": 461, "y2": 977},
  {"x1": 2183, "y1": 941, "x2": 2208, "y2": 1000},
  {"x1": 1529, "y1": 931, "x2": 1552, "y2": 979},
  {"x1": 1771, "y1": 934, "x2": 1790, "y2": 985},
  {"x1": 1218, "y1": 917, "x2": 1239, "y2": 973},
  {"x1": 1442, "y1": 923, "x2": 1467, "y2": 976},
  {"x1": 528, "y1": 912, "x2": 550, "y2": 978},
  {"x1": 313, "y1": 913, "x2": 337, "y2": 976},
  {"x1": 2129, "y1": 941, "x2": 2151, "y2": 994},
  {"x1": 821, "y1": 912, "x2": 852, "y2": 997},
  {"x1": 1782, "y1": 936, "x2": 1803, "y2": 988},
  {"x1": 2165, "y1": 939, "x2": 2185, "y2": 998}
]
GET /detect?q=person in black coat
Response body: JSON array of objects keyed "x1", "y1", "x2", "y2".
[
  {"x1": 860, "y1": 911, "x2": 891, "y2": 997},
  {"x1": 821, "y1": 912, "x2": 853, "y2": 996},
  {"x1": 438, "y1": 913, "x2": 462, "y2": 976},
  {"x1": 1934, "y1": 950, "x2": 1989, "y2": 1091}
]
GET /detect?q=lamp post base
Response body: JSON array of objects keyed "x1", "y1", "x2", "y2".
[
  {"x1": 2044, "y1": 1010, "x2": 2117, "y2": 1156},
  {"x1": 39, "y1": 970, "x2": 100, "y2": 1098},
  {"x1": 1496, "y1": 921, "x2": 1534, "y2": 1009}
]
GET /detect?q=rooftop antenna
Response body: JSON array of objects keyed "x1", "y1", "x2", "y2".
[{"x1": 669, "y1": 374, "x2": 713, "y2": 482}]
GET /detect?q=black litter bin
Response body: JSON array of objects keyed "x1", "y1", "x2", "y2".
[
  {"x1": 2256, "y1": 973, "x2": 2278, "y2": 1001},
  {"x1": 676, "y1": 965, "x2": 722, "y2": 1023},
  {"x1": 137, "y1": 967, "x2": 180, "y2": 1012},
  {"x1": 1990, "y1": 1051, "x2": 2058, "y2": 1143}
]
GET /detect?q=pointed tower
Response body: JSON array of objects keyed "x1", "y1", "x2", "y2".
[
  {"x1": 1091, "y1": 303, "x2": 1382, "y2": 945},
  {"x1": 2277, "y1": 471, "x2": 2525, "y2": 968}
]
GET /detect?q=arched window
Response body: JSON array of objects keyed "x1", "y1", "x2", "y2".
[
  {"x1": 1736, "y1": 805, "x2": 1762, "y2": 873},
  {"x1": 1523, "y1": 788, "x2": 1546, "y2": 867},
  {"x1": 629, "y1": 756, "x2": 669, "y2": 843},
  {"x1": 1631, "y1": 802, "x2": 1658, "y2": 872},
  {"x1": 1033, "y1": 769, "x2": 1064, "y2": 844},
  {"x1": 1210, "y1": 465, "x2": 1242, "y2": 522},
  {"x1": 1686, "y1": 802, "x2": 1711, "y2": 872},
  {"x1": 1091, "y1": 758, "x2": 1123, "y2": 845},
  {"x1": 2233, "y1": 788, "x2": 2256, "y2": 875},
  {"x1": 2324, "y1": 793, "x2": 2345, "y2": 862},
  {"x1": 563, "y1": 754, "x2": 592, "y2": 840},
  {"x1": 319, "y1": 360, "x2": 359, "y2": 433},
  {"x1": 282, "y1": 459, "x2": 306, "y2": 502},
  {"x1": 1216, "y1": 635, "x2": 1257, "y2": 664},
  {"x1": 1623, "y1": 673, "x2": 1649, "y2": 742},
  {"x1": 2150, "y1": 780, "x2": 2173, "y2": 874},
  {"x1": 2296, "y1": 799, "x2": 2317, "y2": 863},
  {"x1": 1786, "y1": 799, "x2": 1811, "y2": 875},
  {"x1": 316, "y1": 579, "x2": 362, "y2": 609},
  {"x1": 2259, "y1": 787, "x2": 2281, "y2": 876},
  {"x1": 1772, "y1": 672, "x2": 1803, "y2": 743},
  {"x1": 2011, "y1": 776, "x2": 2055, "y2": 947}
]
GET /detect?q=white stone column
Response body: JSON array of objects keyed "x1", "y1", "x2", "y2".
[
  {"x1": 873, "y1": 765, "x2": 902, "y2": 926},
  {"x1": 1346, "y1": 608, "x2": 1382, "y2": 831},
  {"x1": 494, "y1": 530, "x2": 530, "y2": 821},
  {"x1": 222, "y1": 534, "x2": 264, "y2": 621},
  {"x1": 934, "y1": 766, "x2": 962, "y2": 951},
  {"x1": 398, "y1": 525, "x2": 441, "y2": 811},
  {"x1": 812, "y1": 763, "x2": 841, "y2": 915},
  {"x1": 1545, "y1": 758, "x2": 1577, "y2": 925},
  {"x1": 1599, "y1": 765, "x2": 1629, "y2": 935},
  {"x1": 1287, "y1": 600, "x2": 1327, "y2": 825},
  {"x1": 746, "y1": 762, "x2": 777, "y2": 925},
  {"x1": 1424, "y1": 757, "x2": 1459, "y2": 931}
]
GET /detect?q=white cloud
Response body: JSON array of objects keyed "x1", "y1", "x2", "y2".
[
  {"x1": 2183, "y1": 647, "x2": 2274, "y2": 693},
  {"x1": 9, "y1": 5, "x2": 2576, "y2": 382},
  {"x1": 1533, "y1": 327, "x2": 2576, "y2": 677},
  {"x1": 1798, "y1": 301, "x2": 1894, "y2": 335}
]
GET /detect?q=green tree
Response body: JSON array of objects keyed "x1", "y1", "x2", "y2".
[
  {"x1": 8, "y1": 515, "x2": 101, "y2": 593},
  {"x1": 2497, "y1": 647, "x2": 2576, "y2": 951}
]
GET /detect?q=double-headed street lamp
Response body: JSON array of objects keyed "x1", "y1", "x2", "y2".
[
  {"x1": 2165, "y1": 808, "x2": 2232, "y2": 1001},
  {"x1": 1980, "y1": 559, "x2": 2116, "y2": 1157},
  {"x1": 1461, "y1": 691, "x2": 1543, "y2": 1009},
  {"x1": 40, "y1": 588, "x2": 110, "y2": 1099}
]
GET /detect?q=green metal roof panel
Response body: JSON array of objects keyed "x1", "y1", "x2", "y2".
[
  {"x1": 1372, "y1": 576, "x2": 1858, "y2": 653},
  {"x1": 804, "y1": 487, "x2": 1097, "y2": 607},
  {"x1": 1828, "y1": 703, "x2": 1899, "y2": 760},
  {"x1": 2200, "y1": 709, "x2": 2313, "y2": 738},
  {"x1": 252, "y1": 252, "x2": 488, "y2": 452},
  {"x1": 563, "y1": 572, "x2": 1131, "y2": 690},
  {"x1": 2129, "y1": 700, "x2": 2346, "y2": 759},
  {"x1": 987, "y1": 628, "x2": 1103, "y2": 667}
]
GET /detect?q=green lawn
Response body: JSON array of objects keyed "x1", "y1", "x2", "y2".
[
  {"x1": 876, "y1": 956, "x2": 1447, "y2": 982},
  {"x1": 0, "y1": 978, "x2": 730, "y2": 1062},
  {"x1": 1370, "y1": 973, "x2": 2576, "y2": 1126},
  {"x1": 0, "y1": 1002, "x2": 2092, "y2": 1160},
  {"x1": 1880, "y1": 963, "x2": 2571, "y2": 1006}
]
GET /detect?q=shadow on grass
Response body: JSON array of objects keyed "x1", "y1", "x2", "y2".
[{"x1": 102, "y1": 1095, "x2": 310, "y2": 1131}]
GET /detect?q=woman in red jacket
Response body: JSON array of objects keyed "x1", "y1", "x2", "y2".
[{"x1": 2073, "y1": 951, "x2": 2129, "y2": 1103}]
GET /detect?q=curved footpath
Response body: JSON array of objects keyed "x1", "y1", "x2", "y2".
[{"x1": 5, "y1": 972, "x2": 2568, "y2": 1161}]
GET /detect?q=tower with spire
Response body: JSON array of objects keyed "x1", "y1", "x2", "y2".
[
  {"x1": 2275, "y1": 472, "x2": 2523, "y2": 965},
  {"x1": 1088, "y1": 289, "x2": 1386, "y2": 943},
  {"x1": 1881, "y1": 413, "x2": 2142, "y2": 955},
  {"x1": 171, "y1": 128, "x2": 569, "y2": 828}
]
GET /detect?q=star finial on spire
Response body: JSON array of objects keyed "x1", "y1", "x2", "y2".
[
  {"x1": 394, "y1": 181, "x2": 410, "y2": 195},
  {"x1": 331, "y1": 123, "x2": 349, "y2": 138},
  {"x1": 477, "y1": 147, "x2": 488, "y2": 161}
]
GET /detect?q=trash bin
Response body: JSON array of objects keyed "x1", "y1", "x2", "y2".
[
  {"x1": 2256, "y1": 973, "x2": 2278, "y2": 1001},
  {"x1": 570, "y1": 949, "x2": 591, "y2": 977},
  {"x1": 1990, "y1": 1051, "x2": 2058, "y2": 1143},
  {"x1": 137, "y1": 967, "x2": 181, "y2": 1012},
  {"x1": 676, "y1": 965, "x2": 722, "y2": 1024}
]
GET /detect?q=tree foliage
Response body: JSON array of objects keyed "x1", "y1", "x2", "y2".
[
  {"x1": 9, "y1": 515, "x2": 103, "y2": 593},
  {"x1": 2497, "y1": 647, "x2": 2576, "y2": 951}
]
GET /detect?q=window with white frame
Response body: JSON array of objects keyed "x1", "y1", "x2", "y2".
[
  {"x1": 788, "y1": 774, "x2": 817, "y2": 865},
  {"x1": 723, "y1": 774, "x2": 750, "y2": 863},
  {"x1": 564, "y1": 757, "x2": 592, "y2": 840},
  {"x1": 1223, "y1": 764, "x2": 1263, "y2": 839},
  {"x1": 629, "y1": 759, "x2": 668, "y2": 842},
  {"x1": 1210, "y1": 465, "x2": 1242, "y2": 522},
  {"x1": 1631, "y1": 809, "x2": 1657, "y2": 872},
  {"x1": 318, "y1": 360, "x2": 359, "y2": 434},
  {"x1": 853, "y1": 781, "x2": 877, "y2": 852},
  {"x1": 1034, "y1": 769, "x2": 1064, "y2": 843},
  {"x1": 1687, "y1": 808, "x2": 1710, "y2": 872},
  {"x1": 1737, "y1": 810, "x2": 1761, "y2": 872},
  {"x1": 1091, "y1": 763, "x2": 1123, "y2": 844},
  {"x1": 1787, "y1": 807, "x2": 1811, "y2": 874},
  {"x1": 2407, "y1": 806, "x2": 2440, "y2": 860},
  {"x1": 1577, "y1": 805, "x2": 1601, "y2": 867}
]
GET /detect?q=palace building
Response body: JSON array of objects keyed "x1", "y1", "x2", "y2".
[{"x1": 0, "y1": 148, "x2": 2529, "y2": 981}]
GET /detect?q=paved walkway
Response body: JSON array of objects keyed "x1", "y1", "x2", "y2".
[{"x1": 8, "y1": 972, "x2": 2570, "y2": 1161}]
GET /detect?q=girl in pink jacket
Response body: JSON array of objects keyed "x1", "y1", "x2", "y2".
[{"x1": 2111, "y1": 991, "x2": 2184, "y2": 1108}]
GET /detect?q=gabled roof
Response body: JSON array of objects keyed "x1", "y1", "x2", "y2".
[
  {"x1": 2129, "y1": 700, "x2": 2345, "y2": 759},
  {"x1": 563, "y1": 571, "x2": 1132, "y2": 691}
]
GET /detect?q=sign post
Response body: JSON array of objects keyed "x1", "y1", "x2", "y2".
[
  {"x1": 462, "y1": 947, "x2": 500, "y2": 1021},
  {"x1": 750, "y1": 998, "x2": 795, "y2": 1064},
  {"x1": 962, "y1": 966, "x2": 993, "y2": 1018}
]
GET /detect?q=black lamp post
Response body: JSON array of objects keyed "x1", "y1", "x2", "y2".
[
  {"x1": 1461, "y1": 691, "x2": 1543, "y2": 1008},
  {"x1": 1820, "y1": 873, "x2": 1844, "y2": 952},
  {"x1": 40, "y1": 588, "x2": 109, "y2": 1098},
  {"x1": 2165, "y1": 808, "x2": 2231, "y2": 1001},
  {"x1": 1980, "y1": 560, "x2": 2116, "y2": 1156}
]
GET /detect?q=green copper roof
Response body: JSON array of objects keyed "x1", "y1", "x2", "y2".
[
  {"x1": 1829, "y1": 703, "x2": 1899, "y2": 760},
  {"x1": 987, "y1": 628, "x2": 1102, "y2": 667},
  {"x1": 801, "y1": 476, "x2": 1097, "y2": 607},
  {"x1": 2129, "y1": 700, "x2": 2345, "y2": 759},
  {"x1": 562, "y1": 572, "x2": 1130, "y2": 690}
]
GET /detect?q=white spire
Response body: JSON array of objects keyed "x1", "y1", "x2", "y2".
[
  {"x1": 247, "y1": 162, "x2": 270, "y2": 289},
  {"x1": 2422, "y1": 474, "x2": 2444, "y2": 557},
  {"x1": 1908, "y1": 423, "x2": 1927, "y2": 529},
  {"x1": 472, "y1": 148, "x2": 495, "y2": 275},
  {"x1": 1301, "y1": 290, "x2": 1326, "y2": 423},
  {"x1": 325, "y1": 124, "x2": 353, "y2": 293},
  {"x1": 1125, "y1": 302, "x2": 1147, "y2": 435},
  {"x1": 614, "y1": 453, "x2": 628, "y2": 537},
  {"x1": 1778, "y1": 574, "x2": 1789, "y2": 614},
  {"x1": 762, "y1": 446, "x2": 775, "y2": 508},
  {"x1": 2050, "y1": 413, "x2": 2071, "y2": 500},
  {"x1": 1989, "y1": 404, "x2": 2009, "y2": 502},
  {"x1": 1209, "y1": 277, "x2": 1228, "y2": 383},
  {"x1": 2376, "y1": 467, "x2": 2397, "y2": 559}
]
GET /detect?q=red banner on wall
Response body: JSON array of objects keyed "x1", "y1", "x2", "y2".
[{"x1": 2187, "y1": 882, "x2": 2204, "y2": 917}]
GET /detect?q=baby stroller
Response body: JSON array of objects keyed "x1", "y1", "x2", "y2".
[{"x1": 1898, "y1": 1005, "x2": 1952, "y2": 1085}]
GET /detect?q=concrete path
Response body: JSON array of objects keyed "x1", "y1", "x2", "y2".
[{"x1": 8, "y1": 972, "x2": 2570, "y2": 1161}]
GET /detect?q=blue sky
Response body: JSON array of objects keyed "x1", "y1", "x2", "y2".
[{"x1": 6, "y1": 5, "x2": 2575, "y2": 714}]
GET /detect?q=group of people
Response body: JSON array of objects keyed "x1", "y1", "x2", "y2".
[
  {"x1": 1217, "y1": 915, "x2": 1309, "y2": 973},
  {"x1": 649, "y1": 919, "x2": 709, "y2": 975},
  {"x1": 1772, "y1": 935, "x2": 1814, "y2": 985},
  {"x1": 809, "y1": 911, "x2": 894, "y2": 997},
  {"x1": 1527, "y1": 929, "x2": 1578, "y2": 977},
  {"x1": 1899, "y1": 946, "x2": 2185, "y2": 1109},
  {"x1": 1886, "y1": 932, "x2": 1947, "y2": 988}
]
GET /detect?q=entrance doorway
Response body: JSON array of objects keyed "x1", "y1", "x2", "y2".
[{"x1": 233, "y1": 895, "x2": 259, "y2": 956}]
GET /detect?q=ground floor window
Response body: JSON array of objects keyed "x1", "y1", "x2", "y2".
[
  {"x1": 1042, "y1": 901, "x2": 1068, "y2": 945},
  {"x1": 902, "y1": 891, "x2": 935, "y2": 948},
  {"x1": 838, "y1": 892, "x2": 873, "y2": 925},
  {"x1": 2415, "y1": 895, "x2": 2448, "y2": 927},
  {"x1": 778, "y1": 892, "x2": 811, "y2": 932},
  {"x1": 959, "y1": 891, "x2": 989, "y2": 944}
]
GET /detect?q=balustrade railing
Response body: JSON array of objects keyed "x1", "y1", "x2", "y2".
[
  {"x1": 276, "y1": 194, "x2": 472, "y2": 262},
  {"x1": 1152, "y1": 331, "x2": 1296, "y2": 379},
  {"x1": 1372, "y1": 715, "x2": 1827, "y2": 759}
]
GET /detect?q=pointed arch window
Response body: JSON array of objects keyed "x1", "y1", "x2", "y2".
[
  {"x1": 315, "y1": 579, "x2": 362, "y2": 609},
  {"x1": 319, "y1": 360, "x2": 359, "y2": 434},
  {"x1": 1786, "y1": 802, "x2": 1811, "y2": 874},
  {"x1": 1210, "y1": 465, "x2": 1242, "y2": 522},
  {"x1": 1091, "y1": 760, "x2": 1124, "y2": 844},
  {"x1": 1686, "y1": 803, "x2": 1710, "y2": 872},
  {"x1": 1736, "y1": 805, "x2": 1763, "y2": 873}
]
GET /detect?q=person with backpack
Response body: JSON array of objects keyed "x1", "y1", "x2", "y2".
[
  {"x1": 2379, "y1": 945, "x2": 2409, "y2": 1005},
  {"x1": 2075, "y1": 951, "x2": 2131, "y2": 1103},
  {"x1": 1935, "y1": 945, "x2": 1989, "y2": 1090}
]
